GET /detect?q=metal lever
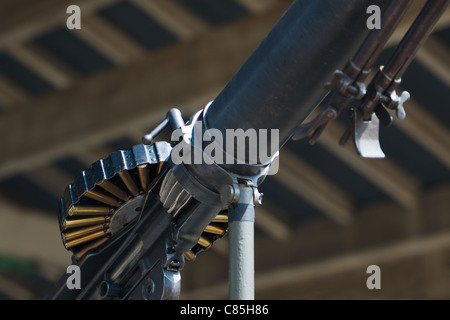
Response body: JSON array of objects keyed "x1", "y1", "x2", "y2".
[
  {"x1": 345, "y1": 108, "x2": 385, "y2": 158},
  {"x1": 142, "y1": 108, "x2": 185, "y2": 145},
  {"x1": 291, "y1": 106, "x2": 338, "y2": 144}
]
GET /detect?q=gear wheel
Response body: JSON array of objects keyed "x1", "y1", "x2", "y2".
[{"x1": 58, "y1": 141, "x2": 228, "y2": 261}]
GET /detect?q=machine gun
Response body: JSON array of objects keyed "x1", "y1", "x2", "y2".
[{"x1": 45, "y1": 0, "x2": 449, "y2": 300}]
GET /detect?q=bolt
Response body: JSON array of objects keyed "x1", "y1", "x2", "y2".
[
  {"x1": 253, "y1": 189, "x2": 263, "y2": 206},
  {"x1": 220, "y1": 185, "x2": 239, "y2": 205}
]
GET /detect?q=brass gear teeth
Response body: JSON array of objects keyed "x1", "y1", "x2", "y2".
[
  {"x1": 58, "y1": 142, "x2": 171, "y2": 259},
  {"x1": 58, "y1": 141, "x2": 229, "y2": 262}
]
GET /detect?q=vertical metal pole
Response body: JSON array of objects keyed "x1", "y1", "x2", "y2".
[{"x1": 228, "y1": 183, "x2": 255, "y2": 300}]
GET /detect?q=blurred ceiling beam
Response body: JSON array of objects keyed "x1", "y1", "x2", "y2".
[
  {"x1": 317, "y1": 118, "x2": 421, "y2": 211},
  {"x1": 0, "y1": 3, "x2": 290, "y2": 179},
  {"x1": 394, "y1": 97, "x2": 450, "y2": 169},
  {"x1": 0, "y1": 196, "x2": 72, "y2": 268},
  {"x1": 184, "y1": 231, "x2": 450, "y2": 299},
  {"x1": 1, "y1": 0, "x2": 442, "y2": 49},
  {"x1": 416, "y1": 35, "x2": 450, "y2": 88},
  {"x1": 276, "y1": 149, "x2": 354, "y2": 225},
  {"x1": 130, "y1": 0, "x2": 208, "y2": 42},
  {"x1": 235, "y1": 0, "x2": 279, "y2": 14},
  {"x1": 75, "y1": 15, "x2": 148, "y2": 66},
  {"x1": 0, "y1": 74, "x2": 29, "y2": 110},
  {"x1": 0, "y1": 274, "x2": 35, "y2": 300},
  {"x1": 255, "y1": 201, "x2": 292, "y2": 242},
  {"x1": 260, "y1": 229, "x2": 450, "y2": 297},
  {"x1": 26, "y1": 165, "x2": 75, "y2": 196},
  {"x1": 0, "y1": 0, "x2": 121, "y2": 48},
  {"x1": 182, "y1": 182, "x2": 450, "y2": 299},
  {"x1": 386, "y1": 0, "x2": 450, "y2": 46},
  {"x1": 5, "y1": 43, "x2": 73, "y2": 90}
]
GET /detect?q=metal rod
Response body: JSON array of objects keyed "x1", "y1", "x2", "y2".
[
  {"x1": 350, "y1": 0, "x2": 414, "y2": 76},
  {"x1": 360, "y1": 0, "x2": 449, "y2": 117},
  {"x1": 228, "y1": 184, "x2": 255, "y2": 300},
  {"x1": 382, "y1": 0, "x2": 449, "y2": 81},
  {"x1": 229, "y1": 220, "x2": 254, "y2": 300}
]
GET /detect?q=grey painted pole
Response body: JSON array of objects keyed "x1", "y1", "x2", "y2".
[
  {"x1": 229, "y1": 220, "x2": 255, "y2": 300},
  {"x1": 228, "y1": 183, "x2": 257, "y2": 300}
]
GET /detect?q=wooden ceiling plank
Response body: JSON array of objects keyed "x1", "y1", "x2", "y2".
[
  {"x1": 0, "y1": 274, "x2": 36, "y2": 299},
  {"x1": 6, "y1": 43, "x2": 73, "y2": 89},
  {"x1": 234, "y1": 0, "x2": 280, "y2": 14},
  {"x1": 0, "y1": 74, "x2": 29, "y2": 109},
  {"x1": 395, "y1": 97, "x2": 450, "y2": 169},
  {"x1": 415, "y1": 35, "x2": 450, "y2": 88},
  {"x1": 0, "y1": 196, "x2": 71, "y2": 268},
  {"x1": 387, "y1": 0, "x2": 450, "y2": 47},
  {"x1": 182, "y1": 230, "x2": 450, "y2": 299},
  {"x1": 255, "y1": 201, "x2": 292, "y2": 242},
  {"x1": 0, "y1": 0, "x2": 121, "y2": 48},
  {"x1": 130, "y1": 0, "x2": 208, "y2": 42},
  {"x1": 275, "y1": 149, "x2": 354, "y2": 225},
  {"x1": 182, "y1": 181, "x2": 450, "y2": 299},
  {"x1": 0, "y1": 3, "x2": 290, "y2": 179},
  {"x1": 76, "y1": 15, "x2": 148, "y2": 66},
  {"x1": 316, "y1": 117, "x2": 421, "y2": 210},
  {"x1": 26, "y1": 165, "x2": 74, "y2": 197}
]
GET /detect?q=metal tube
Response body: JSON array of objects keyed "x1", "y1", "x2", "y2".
[
  {"x1": 228, "y1": 184, "x2": 255, "y2": 300},
  {"x1": 204, "y1": 0, "x2": 390, "y2": 161},
  {"x1": 229, "y1": 220, "x2": 254, "y2": 300},
  {"x1": 382, "y1": 0, "x2": 449, "y2": 80},
  {"x1": 350, "y1": 0, "x2": 413, "y2": 73}
]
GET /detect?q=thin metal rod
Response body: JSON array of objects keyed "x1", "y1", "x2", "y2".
[
  {"x1": 350, "y1": 0, "x2": 414, "y2": 75},
  {"x1": 383, "y1": 0, "x2": 449, "y2": 81}
]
